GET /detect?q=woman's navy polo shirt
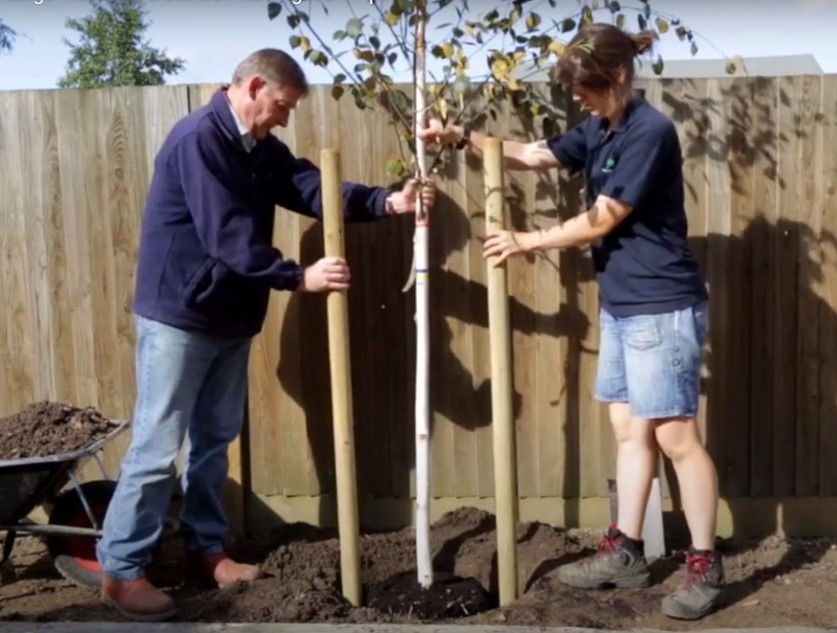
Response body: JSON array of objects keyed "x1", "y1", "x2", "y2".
[{"x1": 547, "y1": 94, "x2": 708, "y2": 318}]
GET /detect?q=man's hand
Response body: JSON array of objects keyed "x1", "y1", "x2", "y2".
[
  {"x1": 417, "y1": 118, "x2": 462, "y2": 146},
  {"x1": 300, "y1": 256, "x2": 350, "y2": 292},
  {"x1": 386, "y1": 177, "x2": 437, "y2": 214}
]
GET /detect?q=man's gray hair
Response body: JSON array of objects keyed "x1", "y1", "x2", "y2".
[{"x1": 231, "y1": 48, "x2": 309, "y2": 94}]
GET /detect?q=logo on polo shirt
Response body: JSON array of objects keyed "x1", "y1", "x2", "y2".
[{"x1": 603, "y1": 155, "x2": 617, "y2": 173}]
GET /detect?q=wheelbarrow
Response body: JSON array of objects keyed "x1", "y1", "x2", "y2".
[{"x1": 0, "y1": 419, "x2": 179, "y2": 589}]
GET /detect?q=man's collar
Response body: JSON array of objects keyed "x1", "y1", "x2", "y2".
[
  {"x1": 209, "y1": 86, "x2": 256, "y2": 153},
  {"x1": 224, "y1": 93, "x2": 255, "y2": 153}
]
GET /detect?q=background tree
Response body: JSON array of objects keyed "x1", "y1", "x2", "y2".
[
  {"x1": 0, "y1": 19, "x2": 16, "y2": 53},
  {"x1": 58, "y1": 0, "x2": 185, "y2": 89}
]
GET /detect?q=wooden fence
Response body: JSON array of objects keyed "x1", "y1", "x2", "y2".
[{"x1": 1, "y1": 75, "x2": 835, "y2": 536}]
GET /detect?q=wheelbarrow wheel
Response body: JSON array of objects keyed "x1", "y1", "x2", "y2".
[
  {"x1": 46, "y1": 480, "x2": 180, "y2": 590},
  {"x1": 47, "y1": 480, "x2": 116, "y2": 589}
]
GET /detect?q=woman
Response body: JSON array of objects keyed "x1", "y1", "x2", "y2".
[{"x1": 418, "y1": 23, "x2": 725, "y2": 621}]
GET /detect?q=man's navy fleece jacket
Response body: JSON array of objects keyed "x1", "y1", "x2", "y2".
[{"x1": 132, "y1": 87, "x2": 393, "y2": 339}]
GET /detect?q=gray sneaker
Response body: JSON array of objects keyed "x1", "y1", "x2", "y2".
[
  {"x1": 661, "y1": 548, "x2": 725, "y2": 620},
  {"x1": 558, "y1": 526, "x2": 651, "y2": 590}
]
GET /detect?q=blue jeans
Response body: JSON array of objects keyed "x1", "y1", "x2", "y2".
[
  {"x1": 97, "y1": 315, "x2": 252, "y2": 580},
  {"x1": 595, "y1": 301, "x2": 708, "y2": 419}
]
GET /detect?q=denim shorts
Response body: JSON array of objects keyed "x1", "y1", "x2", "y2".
[{"x1": 595, "y1": 301, "x2": 708, "y2": 419}]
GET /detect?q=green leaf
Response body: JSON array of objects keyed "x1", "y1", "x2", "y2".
[
  {"x1": 310, "y1": 50, "x2": 328, "y2": 66},
  {"x1": 525, "y1": 12, "x2": 541, "y2": 31},
  {"x1": 690, "y1": 41, "x2": 698, "y2": 56},
  {"x1": 581, "y1": 6, "x2": 593, "y2": 25},
  {"x1": 655, "y1": 17, "x2": 669, "y2": 33},
  {"x1": 332, "y1": 84, "x2": 344, "y2": 100},
  {"x1": 725, "y1": 60, "x2": 737, "y2": 74},
  {"x1": 651, "y1": 55, "x2": 664, "y2": 75},
  {"x1": 608, "y1": 1, "x2": 621, "y2": 12},
  {"x1": 289, "y1": 35, "x2": 301, "y2": 49},
  {"x1": 346, "y1": 17, "x2": 363, "y2": 38},
  {"x1": 561, "y1": 18, "x2": 576, "y2": 32},
  {"x1": 267, "y1": 2, "x2": 281, "y2": 20},
  {"x1": 453, "y1": 75, "x2": 470, "y2": 94},
  {"x1": 386, "y1": 157, "x2": 408, "y2": 181}
]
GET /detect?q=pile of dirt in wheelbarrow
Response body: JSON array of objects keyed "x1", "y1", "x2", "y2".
[{"x1": 0, "y1": 401, "x2": 113, "y2": 460}]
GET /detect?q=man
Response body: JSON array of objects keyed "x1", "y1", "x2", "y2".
[{"x1": 97, "y1": 48, "x2": 435, "y2": 622}]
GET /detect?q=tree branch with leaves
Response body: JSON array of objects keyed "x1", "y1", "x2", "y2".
[
  {"x1": 0, "y1": 19, "x2": 16, "y2": 54},
  {"x1": 268, "y1": 0, "x2": 732, "y2": 183}
]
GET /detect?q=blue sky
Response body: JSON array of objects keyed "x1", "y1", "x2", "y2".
[{"x1": 0, "y1": 0, "x2": 835, "y2": 91}]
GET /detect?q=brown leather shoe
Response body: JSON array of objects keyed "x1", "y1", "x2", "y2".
[
  {"x1": 101, "y1": 576, "x2": 178, "y2": 622},
  {"x1": 188, "y1": 551, "x2": 264, "y2": 589}
]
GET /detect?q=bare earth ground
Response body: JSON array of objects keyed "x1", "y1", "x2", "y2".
[
  {"x1": 1, "y1": 507, "x2": 836, "y2": 629},
  {"x1": 1, "y1": 402, "x2": 834, "y2": 629}
]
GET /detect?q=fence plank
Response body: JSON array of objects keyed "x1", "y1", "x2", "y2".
[
  {"x1": 19, "y1": 91, "x2": 74, "y2": 404},
  {"x1": 717, "y1": 78, "x2": 755, "y2": 498},
  {"x1": 703, "y1": 78, "x2": 733, "y2": 497},
  {"x1": 749, "y1": 77, "x2": 779, "y2": 497},
  {"x1": 54, "y1": 90, "x2": 100, "y2": 414},
  {"x1": 0, "y1": 93, "x2": 35, "y2": 415},
  {"x1": 772, "y1": 76, "x2": 800, "y2": 497},
  {"x1": 795, "y1": 75, "x2": 824, "y2": 496},
  {"x1": 820, "y1": 76, "x2": 837, "y2": 495}
]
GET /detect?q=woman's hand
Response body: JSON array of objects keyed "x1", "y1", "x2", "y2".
[
  {"x1": 416, "y1": 118, "x2": 463, "y2": 146},
  {"x1": 482, "y1": 230, "x2": 540, "y2": 265}
]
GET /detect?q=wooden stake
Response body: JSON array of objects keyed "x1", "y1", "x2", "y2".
[
  {"x1": 607, "y1": 474, "x2": 667, "y2": 559},
  {"x1": 321, "y1": 148, "x2": 362, "y2": 607},
  {"x1": 644, "y1": 477, "x2": 666, "y2": 559},
  {"x1": 483, "y1": 137, "x2": 519, "y2": 606}
]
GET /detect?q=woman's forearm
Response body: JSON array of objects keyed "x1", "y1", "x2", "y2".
[{"x1": 451, "y1": 125, "x2": 535, "y2": 171}]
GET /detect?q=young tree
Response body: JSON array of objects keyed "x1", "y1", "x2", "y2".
[
  {"x1": 0, "y1": 20, "x2": 16, "y2": 53},
  {"x1": 269, "y1": 0, "x2": 732, "y2": 181},
  {"x1": 58, "y1": 0, "x2": 185, "y2": 89},
  {"x1": 268, "y1": 0, "x2": 733, "y2": 591}
]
